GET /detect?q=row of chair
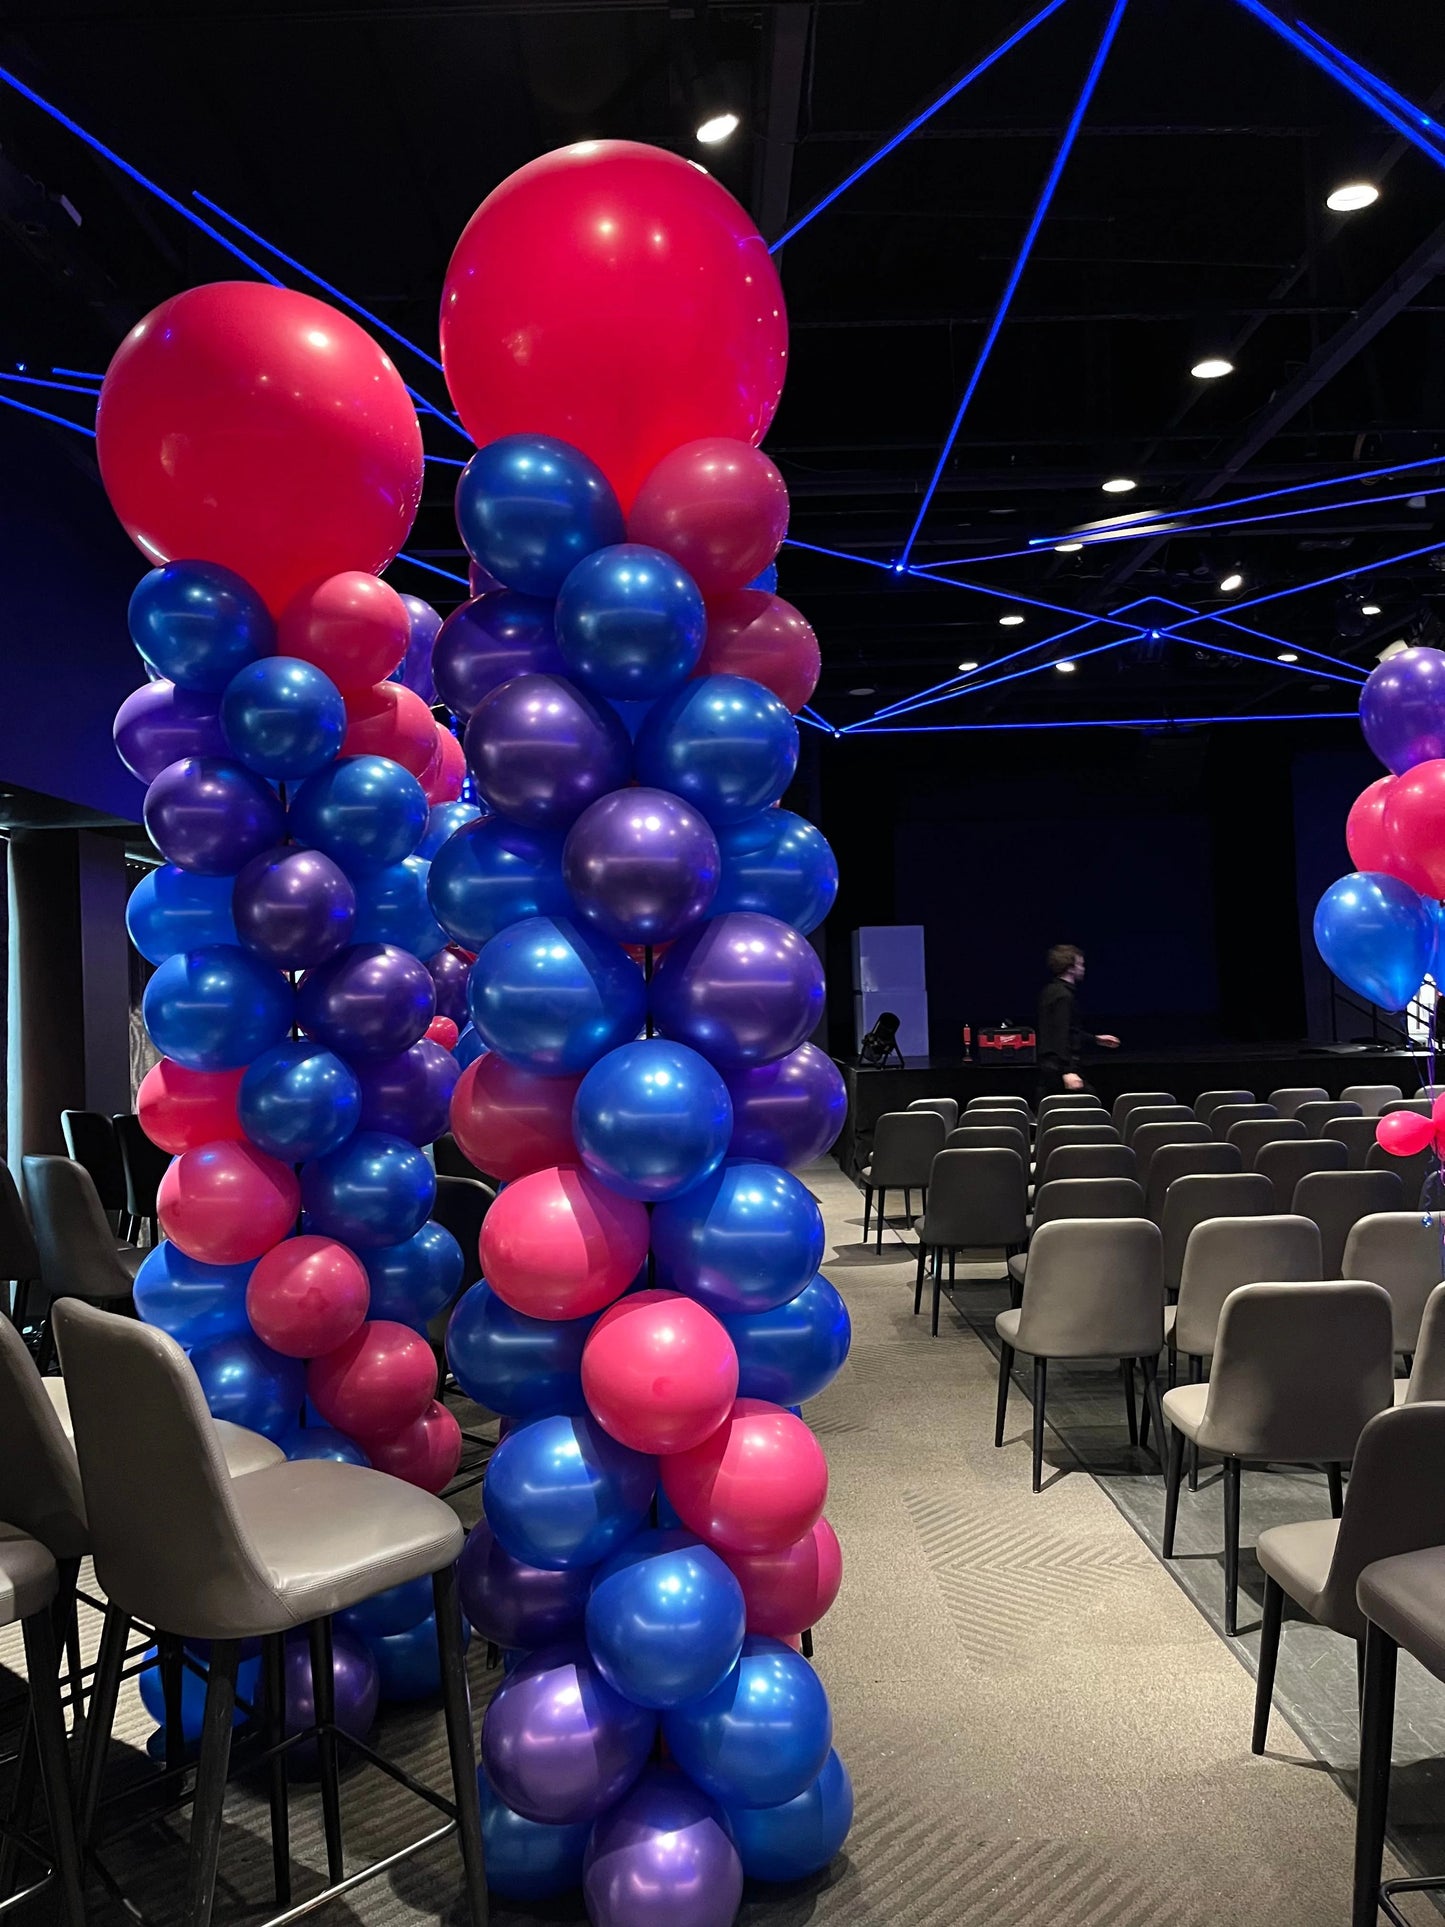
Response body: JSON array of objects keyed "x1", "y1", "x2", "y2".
[{"x1": 59, "y1": 1108, "x2": 168, "y2": 1246}]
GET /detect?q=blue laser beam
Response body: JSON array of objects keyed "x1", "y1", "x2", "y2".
[
  {"x1": 841, "y1": 710, "x2": 1358, "y2": 735},
  {"x1": 0, "y1": 371, "x2": 102, "y2": 401},
  {"x1": 0, "y1": 389, "x2": 96, "y2": 436},
  {"x1": 1142, "y1": 597, "x2": 1365, "y2": 676},
  {"x1": 842, "y1": 631, "x2": 1135, "y2": 731},
  {"x1": 1295, "y1": 19, "x2": 1445, "y2": 160},
  {"x1": 860, "y1": 612, "x2": 1125, "y2": 725},
  {"x1": 49, "y1": 366, "x2": 105, "y2": 383},
  {"x1": 1175, "y1": 632, "x2": 1365, "y2": 686},
  {"x1": 1165, "y1": 536, "x2": 1445, "y2": 625},
  {"x1": 389, "y1": 553, "x2": 471, "y2": 588}
]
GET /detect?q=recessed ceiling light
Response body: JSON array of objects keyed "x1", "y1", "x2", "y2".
[
  {"x1": 1054, "y1": 540, "x2": 1084, "y2": 553},
  {"x1": 1191, "y1": 357, "x2": 1234, "y2": 380},
  {"x1": 1055, "y1": 660, "x2": 1076, "y2": 673},
  {"x1": 999, "y1": 613, "x2": 1024, "y2": 627},
  {"x1": 696, "y1": 112, "x2": 740, "y2": 145},
  {"x1": 1219, "y1": 572, "x2": 1244, "y2": 593},
  {"x1": 1277, "y1": 651, "x2": 1299, "y2": 663},
  {"x1": 847, "y1": 686, "x2": 875, "y2": 696},
  {"x1": 1361, "y1": 602, "x2": 1382, "y2": 617},
  {"x1": 957, "y1": 660, "x2": 979, "y2": 674},
  {"x1": 1101, "y1": 477, "x2": 1137, "y2": 495},
  {"x1": 1327, "y1": 181, "x2": 1379, "y2": 212}
]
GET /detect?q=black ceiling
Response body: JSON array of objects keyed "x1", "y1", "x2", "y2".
[{"x1": 2, "y1": 0, "x2": 1443, "y2": 731}]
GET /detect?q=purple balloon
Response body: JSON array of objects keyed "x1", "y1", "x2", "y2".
[
  {"x1": 233, "y1": 846, "x2": 357, "y2": 971},
  {"x1": 433, "y1": 594, "x2": 566, "y2": 716},
  {"x1": 114, "y1": 679, "x2": 227, "y2": 783},
  {"x1": 282, "y1": 1627, "x2": 379, "y2": 1777},
  {"x1": 1361, "y1": 645, "x2": 1445, "y2": 775},
  {"x1": 353, "y1": 1039, "x2": 459, "y2": 1144},
  {"x1": 584, "y1": 1768, "x2": 743, "y2": 1927},
  {"x1": 296, "y1": 943, "x2": 436, "y2": 1059},
  {"x1": 725, "y1": 1042, "x2": 847, "y2": 1166},
  {"x1": 464, "y1": 674, "x2": 631, "y2": 832},
  {"x1": 429, "y1": 946, "x2": 471, "y2": 1027},
  {"x1": 563, "y1": 787, "x2": 720, "y2": 946},
  {"x1": 482, "y1": 1643, "x2": 654, "y2": 1826},
  {"x1": 398, "y1": 594, "x2": 442, "y2": 704},
  {"x1": 143, "y1": 755, "x2": 286, "y2": 877},
  {"x1": 458, "y1": 1517, "x2": 591, "y2": 1649},
  {"x1": 651, "y1": 912, "x2": 825, "y2": 1071}
]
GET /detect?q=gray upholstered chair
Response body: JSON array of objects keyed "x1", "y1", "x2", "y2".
[
  {"x1": 913, "y1": 1148, "x2": 1026, "y2": 1336},
  {"x1": 1226, "y1": 1117, "x2": 1305, "y2": 1165},
  {"x1": 1112, "y1": 1091, "x2": 1176, "y2": 1131},
  {"x1": 0, "y1": 1159, "x2": 42, "y2": 1334},
  {"x1": 1396, "y1": 1282, "x2": 1445, "y2": 1405},
  {"x1": 113, "y1": 1111, "x2": 170, "y2": 1247},
  {"x1": 908, "y1": 1097, "x2": 958, "y2": 1131},
  {"x1": 1268, "y1": 1085, "x2": 1331, "y2": 1118},
  {"x1": 53, "y1": 1300, "x2": 486, "y2": 1927},
  {"x1": 1380, "y1": 1098, "x2": 1431, "y2": 1118},
  {"x1": 1342, "y1": 1212, "x2": 1444, "y2": 1359},
  {"x1": 1161, "y1": 1172, "x2": 1277, "y2": 1301},
  {"x1": 967, "y1": 1095, "x2": 1030, "y2": 1115},
  {"x1": 1194, "y1": 1089, "x2": 1254, "y2": 1127},
  {"x1": 1037, "y1": 1093, "x2": 1103, "y2": 1121},
  {"x1": 859, "y1": 1110, "x2": 946, "y2": 1250},
  {"x1": 1161, "y1": 1280, "x2": 1393, "y2": 1634},
  {"x1": 945, "y1": 1123, "x2": 1029, "y2": 1162},
  {"x1": 1325, "y1": 1115, "x2": 1382, "y2": 1169},
  {"x1": 1254, "y1": 1136, "x2": 1348, "y2": 1210},
  {"x1": 1122, "y1": 1105, "x2": 1194, "y2": 1148},
  {"x1": 1366, "y1": 1140, "x2": 1436, "y2": 1206},
  {"x1": 1296, "y1": 1099, "x2": 1362, "y2": 1136},
  {"x1": 1034, "y1": 1142, "x2": 1138, "y2": 1190},
  {"x1": 1293, "y1": 1168, "x2": 1406, "y2": 1276},
  {"x1": 1210, "y1": 1101, "x2": 1279, "y2": 1140},
  {"x1": 1007, "y1": 1176, "x2": 1146, "y2": 1303},
  {"x1": 23, "y1": 1155, "x2": 146, "y2": 1367},
  {"x1": 0, "y1": 1533, "x2": 84, "y2": 1926},
  {"x1": 1032, "y1": 1120, "x2": 1116, "y2": 1177},
  {"x1": 1253, "y1": 1401, "x2": 1445, "y2": 1756},
  {"x1": 1143, "y1": 1141, "x2": 1243, "y2": 1227},
  {"x1": 1342, "y1": 1084, "x2": 1404, "y2": 1116},
  {"x1": 994, "y1": 1218, "x2": 1166, "y2": 1492},
  {"x1": 1130, "y1": 1120, "x2": 1211, "y2": 1182},
  {"x1": 59, "y1": 1109, "x2": 127, "y2": 1232}
]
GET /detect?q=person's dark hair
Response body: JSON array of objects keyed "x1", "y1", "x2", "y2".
[{"x1": 1047, "y1": 943, "x2": 1081, "y2": 978}]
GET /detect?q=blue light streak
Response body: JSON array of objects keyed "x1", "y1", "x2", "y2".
[
  {"x1": 1177, "y1": 633, "x2": 1365, "y2": 686},
  {"x1": 1166, "y1": 536, "x2": 1445, "y2": 623},
  {"x1": 841, "y1": 710, "x2": 1358, "y2": 735},
  {"x1": 1294, "y1": 22, "x2": 1445, "y2": 157},
  {"x1": 860, "y1": 612, "x2": 1126, "y2": 725},
  {"x1": 390, "y1": 553, "x2": 471, "y2": 588},
  {"x1": 0, "y1": 389, "x2": 96, "y2": 436},
  {"x1": 842, "y1": 631, "x2": 1135, "y2": 731},
  {"x1": 49, "y1": 367, "x2": 105, "y2": 383},
  {"x1": 0, "y1": 371, "x2": 102, "y2": 401}
]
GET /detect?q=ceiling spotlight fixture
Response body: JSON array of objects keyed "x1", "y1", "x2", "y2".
[
  {"x1": 1361, "y1": 602, "x2": 1382, "y2": 617},
  {"x1": 1379, "y1": 641, "x2": 1409, "y2": 661},
  {"x1": 1055, "y1": 660, "x2": 1077, "y2": 674},
  {"x1": 1219, "y1": 572, "x2": 1244, "y2": 593},
  {"x1": 1191, "y1": 357, "x2": 1234, "y2": 380},
  {"x1": 998, "y1": 613, "x2": 1024, "y2": 627},
  {"x1": 1277, "y1": 651, "x2": 1299, "y2": 663},
  {"x1": 1326, "y1": 181, "x2": 1379, "y2": 212},
  {"x1": 696, "y1": 112, "x2": 740, "y2": 145},
  {"x1": 1054, "y1": 540, "x2": 1084, "y2": 553},
  {"x1": 957, "y1": 660, "x2": 979, "y2": 674},
  {"x1": 1101, "y1": 477, "x2": 1137, "y2": 495},
  {"x1": 848, "y1": 686, "x2": 875, "y2": 696}
]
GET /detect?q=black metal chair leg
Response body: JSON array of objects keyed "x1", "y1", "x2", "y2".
[
  {"x1": 995, "y1": 1342, "x2": 1013, "y2": 1447},
  {"x1": 1141, "y1": 1359, "x2": 1166, "y2": 1467},
  {"x1": 1031, "y1": 1357, "x2": 1047, "y2": 1493},
  {"x1": 1122, "y1": 1359, "x2": 1138, "y2": 1446},
  {"x1": 21, "y1": 1607, "x2": 85, "y2": 1927},
  {"x1": 78, "y1": 1604, "x2": 129, "y2": 1847},
  {"x1": 1327, "y1": 1461, "x2": 1344, "y2": 1518},
  {"x1": 876, "y1": 1188, "x2": 886, "y2": 1252},
  {"x1": 183, "y1": 1638, "x2": 239, "y2": 1927},
  {"x1": 1162, "y1": 1426, "x2": 1185, "y2": 1558},
  {"x1": 433, "y1": 1565, "x2": 489, "y2": 1927},
  {"x1": 1252, "y1": 1576, "x2": 1285, "y2": 1753},
  {"x1": 1352, "y1": 1625, "x2": 1397, "y2": 1927},
  {"x1": 930, "y1": 1263, "x2": 943, "y2": 1337},
  {"x1": 308, "y1": 1618, "x2": 345, "y2": 1883},
  {"x1": 161, "y1": 1633, "x2": 186, "y2": 1776},
  {"x1": 914, "y1": 1240, "x2": 926, "y2": 1315},
  {"x1": 904, "y1": 1187, "x2": 912, "y2": 1224},
  {"x1": 262, "y1": 1635, "x2": 291, "y2": 1906},
  {"x1": 948, "y1": 1249, "x2": 956, "y2": 1287},
  {"x1": 1188, "y1": 1354, "x2": 1203, "y2": 1492},
  {"x1": 862, "y1": 1186, "x2": 872, "y2": 1244},
  {"x1": 1223, "y1": 1456, "x2": 1242, "y2": 1636}
]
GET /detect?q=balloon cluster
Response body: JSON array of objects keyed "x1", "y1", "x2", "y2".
[{"x1": 428, "y1": 141, "x2": 852, "y2": 1920}]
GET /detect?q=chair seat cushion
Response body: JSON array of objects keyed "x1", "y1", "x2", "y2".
[
  {"x1": 995, "y1": 1308, "x2": 1022, "y2": 1346},
  {"x1": 42, "y1": 1376, "x2": 284, "y2": 1479},
  {"x1": 1256, "y1": 1517, "x2": 1339, "y2": 1619},
  {"x1": 1357, "y1": 1546, "x2": 1445, "y2": 1684},
  {"x1": 0, "y1": 1528, "x2": 57, "y2": 1625},
  {"x1": 1161, "y1": 1381, "x2": 1208, "y2": 1441},
  {"x1": 1006, "y1": 1253, "x2": 1026, "y2": 1284}
]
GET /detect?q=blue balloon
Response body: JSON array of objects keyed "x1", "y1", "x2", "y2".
[
  {"x1": 746, "y1": 563, "x2": 779, "y2": 594},
  {"x1": 143, "y1": 944, "x2": 292, "y2": 1071},
  {"x1": 352, "y1": 856, "x2": 448, "y2": 959},
  {"x1": 139, "y1": 1646, "x2": 262, "y2": 1742},
  {"x1": 663, "y1": 1636, "x2": 832, "y2": 1810},
  {"x1": 189, "y1": 1330, "x2": 305, "y2": 1439},
  {"x1": 426, "y1": 816, "x2": 570, "y2": 951},
  {"x1": 555, "y1": 544, "x2": 706, "y2": 702},
  {"x1": 635, "y1": 674, "x2": 799, "y2": 827},
  {"x1": 467, "y1": 916, "x2": 646, "y2": 1076},
  {"x1": 651, "y1": 1160, "x2": 826, "y2": 1316},
  {"x1": 280, "y1": 1425, "x2": 370, "y2": 1468},
  {"x1": 128, "y1": 560, "x2": 274, "y2": 693},
  {"x1": 477, "y1": 1773, "x2": 591, "y2": 1902},
  {"x1": 572, "y1": 1040, "x2": 732, "y2": 1202},
  {"x1": 338, "y1": 1575, "x2": 434, "y2": 1639},
  {"x1": 300, "y1": 1131, "x2": 436, "y2": 1249},
  {"x1": 454, "y1": 1024, "x2": 487, "y2": 1069},
  {"x1": 134, "y1": 1242, "x2": 254, "y2": 1348},
  {"x1": 712, "y1": 810, "x2": 839, "y2": 935},
  {"x1": 455, "y1": 435, "x2": 624, "y2": 598},
  {"x1": 1313, "y1": 871, "x2": 1433, "y2": 1011},
  {"x1": 725, "y1": 1749, "x2": 853, "y2": 1883},
  {"x1": 239, "y1": 1041, "x2": 361, "y2": 1162},
  {"x1": 219, "y1": 657, "x2": 346, "y2": 780},
  {"x1": 364, "y1": 1612, "x2": 469, "y2": 1701},
  {"x1": 364, "y1": 1222, "x2": 465, "y2": 1324},
  {"x1": 288, "y1": 755, "x2": 428, "y2": 876},
  {"x1": 417, "y1": 801, "x2": 482, "y2": 860},
  {"x1": 126, "y1": 866, "x2": 238, "y2": 965},
  {"x1": 720, "y1": 1275, "x2": 851, "y2": 1406},
  {"x1": 445, "y1": 1281, "x2": 594, "y2": 1417},
  {"x1": 483, "y1": 1410, "x2": 655, "y2": 1571},
  {"x1": 584, "y1": 1529, "x2": 745, "y2": 1710}
]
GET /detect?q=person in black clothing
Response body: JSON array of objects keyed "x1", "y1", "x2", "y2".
[{"x1": 1036, "y1": 943, "x2": 1119, "y2": 1097}]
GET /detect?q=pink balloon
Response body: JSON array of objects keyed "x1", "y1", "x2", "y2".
[
  {"x1": 627, "y1": 439, "x2": 788, "y2": 597},
  {"x1": 581, "y1": 1290, "x2": 738, "y2": 1455},
  {"x1": 480, "y1": 1166, "x2": 649, "y2": 1321},
  {"x1": 427, "y1": 1016, "x2": 460, "y2": 1050},
  {"x1": 1383, "y1": 759, "x2": 1445, "y2": 899},
  {"x1": 245, "y1": 1235, "x2": 370, "y2": 1358},
  {"x1": 1378, "y1": 1110, "x2": 1434, "y2": 1157},
  {"x1": 1348, "y1": 775, "x2": 1434, "y2": 895},
  {"x1": 157, "y1": 1141, "x2": 299, "y2": 1265},
  {"x1": 342, "y1": 681, "x2": 438, "y2": 778},
  {"x1": 697, "y1": 591, "x2": 821, "y2": 714},
  {"x1": 366, "y1": 1400, "x2": 463, "y2": 1491},
  {"x1": 277, "y1": 572, "x2": 410, "y2": 690},
  {"x1": 450, "y1": 1055, "x2": 580, "y2": 1182},
  {"x1": 425, "y1": 729, "x2": 467, "y2": 805},
  {"x1": 308, "y1": 1320, "x2": 439, "y2": 1439},
  {"x1": 138, "y1": 1060, "x2": 245, "y2": 1155},
  {"x1": 661, "y1": 1398, "x2": 828, "y2": 1554},
  {"x1": 718, "y1": 1518, "x2": 842, "y2": 1637}
]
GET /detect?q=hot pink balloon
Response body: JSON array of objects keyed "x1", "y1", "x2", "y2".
[
  {"x1": 480, "y1": 1165, "x2": 649, "y2": 1321},
  {"x1": 661, "y1": 1398, "x2": 827, "y2": 1554},
  {"x1": 342, "y1": 681, "x2": 438, "y2": 779},
  {"x1": 425, "y1": 729, "x2": 467, "y2": 805},
  {"x1": 245, "y1": 1235, "x2": 370, "y2": 1358},
  {"x1": 308, "y1": 1319, "x2": 438, "y2": 1439},
  {"x1": 719, "y1": 1518, "x2": 843, "y2": 1637},
  {"x1": 581, "y1": 1290, "x2": 738, "y2": 1455},
  {"x1": 1347, "y1": 775, "x2": 1433, "y2": 895},
  {"x1": 366, "y1": 1400, "x2": 463, "y2": 1492},
  {"x1": 1378, "y1": 1110, "x2": 1434, "y2": 1157},
  {"x1": 697, "y1": 590, "x2": 821, "y2": 714},
  {"x1": 450, "y1": 1054, "x2": 580, "y2": 1182},
  {"x1": 1383, "y1": 759, "x2": 1445, "y2": 899},
  {"x1": 138, "y1": 1060, "x2": 245, "y2": 1155},
  {"x1": 157, "y1": 1141, "x2": 299, "y2": 1266},
  {"x1": 426, "y1": 1016, "x2": 460, "y2": 1050},
  {"x1": 627, "y1": 439, "x2": 788, "y2": 597}
]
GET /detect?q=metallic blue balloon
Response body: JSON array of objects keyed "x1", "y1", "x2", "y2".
[
  {"x1": 288, "y1": 755, "x2": 428, "y2": 877},
  {"x1": 353, "y1": 1039, "x2": 459, "y2": 1145},
  {"x1": 663, "y1": 1636, "x2": 832, "y2": 1810},
  {"x1": 483, "y1": 1411, "x2": 655, "y2": 1571},
  {"x1": 397, "y1": 594, "x2": 442, "y2": 704},
  {"x1": 300, "y1": 1131, "x2": 436, "y2": 1249},
  {"x1": 427, "y1": 816, "x2": 569, "y2": 950},
  {"x1": 1313, "y1": 871, "x2": 1433, "y2": 1012},
  {"x1": 281, "y1": 1425, "x2": 370, "y2": 1468},
  {"x1": 364, "y1": 1221, "x2": 465, "y2": 1325},
  {"x1": 417, "y1": 800, "x2": 481, "y2": 860},
  {"x1": 467, "y1": 917, "x2": 647, "y2": 1076},
  {"x1": 134, "y1": 1241, "x2": 254, "y2": 1347},
  {"x1": 712, "y1": 810, "x2": 839, "y2": 935},
  {"x1": 585, "y1": 1529, "x2": 745, "y2": 1710},
  {"x1": 746, "y1": 563, "x2": 779, "y2": 594},
  {"x1": 635, "y1": 674, "x2": 799, "y2": 826},
  {"x1": 231, "y1": 847, "x2": 356, "y2": 971},
  {"x1": 219, "y1": 657, "x2": 346, "y2": 779},
  {"x1": 719, "y1": 1274, "x2": 851, "y2": 1406},
  {"x1": 366, "y1": 1613, "x2": 469, "y2": 1701},
  {"x1": 651, "y1": 1160, "x2": 826, "y2": 1316},
  {"x1": 143, "y1": 944, "x2": 292, "y2": 1071},
  {"x1": 463, "y1": 673, "x2": 632, "y2": 832},
  {"x1": 478, "y1": 1774, "x2": 591, "y2": 1902},
  {"x1": 555, "y1": 544, "x2": 706, "y2": 702},
  {"x1": 126, "y1": 866, "x2": 238, "y2": 965},
  {"x1": 725, "y1": 1749, "x2": 853, "y2": 1883},
  {"x1": 352, "y1": 857, "x2": 448, "y2": 959},
  {"x1": 296, "y1": 943, "x2": 436, "y2": 1059},
  {"x1": 446, "y1": 1281, "x2": 594, "y2": 1417},
  {"x1": 339, "y1": 1576, "x2": 433, "y2": 1638},
  {"x1": 189, "y1": 1330, "x2": 305, "y2": 1439},
  {"x1": 455, "y1": 435, "x2": 624, "y2": 598},
  {"x1": 128, "y1": 559, "x2": 274, "y2": 693},
  {"x1": 139, "y1": 1647, "x2": 262, "y2": 1743},
  {"x1": 239, "y1": 1040, "x2": 361, "y2": 1162},
  {"x1": 433, "y1": 593, "x2": 566, "y2": 716},
  {"x1": 144, "y1": 755, "x2": 287, "y2": 876},
  {"x1": 573, "y1": 1040, "x2": 732, "y2": 1202},
  {"x1": 455, "y1": 1025, "x2": 488, "y2": 1069}
]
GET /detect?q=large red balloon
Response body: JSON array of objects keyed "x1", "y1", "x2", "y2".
[
  {"x1": 440, "y1": 142, "x2": 788, "y2": 509},
  {"x1": 97, "y1": 284, "x2": 424, "y2": 614},
  {"x1": 661, "y1": 1398, "x2": 828, "y2": 1554},
  {"x1": 157, "y1": 1140, "x2": 300, "y2": 1266},
  {"x1": 581, "y1": 1289, "x2": 738, "y2": 1455},
  {"x1": 480, "y1": 1165, "x2": 649, "y2": 1321},
  {"x1": 627, "y1": 440, "x2": 789, "y2": 597},
  {"x1": 1383, "y1": 759, "x2": 1445, "y2": 899},
  {"x1": 1348, "y1": 775, "x2": 1434, "y2": 895},
  {"x1": 307, "y1": 1319, "x2": 438, "y2": 1439},
  {"x1": 277, "y1": 572, "x2": 411, "y2": 690},
  {"x1": 697, "y1": 591, "x2": 821, "y2": 715},
  {"x1": 718, "y1": 1518, "x2": 843, "y2": 1637},
  {"x1": 366, "y1": 1400, "x2": 463, "y2": 1492},
  {"x1": 343, "y1": 681, "x2": 439, "y2": 777},
  {"x1": 138, "y1": 1060, "x2": 245, "y2": 1155},
  {"x1": 245, "y1": 1235, "x2": 370, "y2": 1358},
  {"x1": 449, "y1": 1054, "x2": 580, "y2": 1181}
]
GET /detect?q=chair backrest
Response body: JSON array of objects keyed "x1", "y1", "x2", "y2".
[
  {"x1": 23, "y1": 1157, "x2": 138, "y2": 1302},
  {"x1": 1112, "y1": 1091, "x2": 1176, "y2": 1131},
  {"x1": 921, "y1": 1148, "x2": 1027, "y2": 1248},
  {"x1": 1031, "y1": 1176, "x2": 1146, "y2": 1231},
  {"x1": 1403, "y1": 1282, "x2": 1445, "y2": 1404},
  {"x1": 1194, "y1": 1089, "x2": 1254, "y2": 1127},
  {"x1": 963, "y1": 1102, "x2": 1032, "y2": 1132},
  {"x1": 1341, "y1": 1212, "x2": 1445, "y2": 1354},
  {"x1": 1197, "y1": 1281, "x2": 1393, "y2": 1462},
  {"x1": 1308, "y1": 1402, "x2": 1445, "y2": 1639},
  {"x1": 1293, "y1": 1168, "x2": 1407, "y2": 1276},
  {"x1": 432, "y1": 1133, "x2": 475, "y2": 1181},
  {"x1": 1036, "y1": 1094, "x2": 1103, "y2": 1120},
  {"x1": 1131, "y1": 1120, "x2": 1212, "y2": 1181},
  {"x1": 0, "y1": 1315, "x2": 88, "y2": 1559},
  {"x1": 1122, "y1": 1104, "x2": 1194, "y2": 1148},
  {"x1": 1015, "y1": 1218, "x2": 1164, "y2": 1359},
  {"x1": 1226, "y1": 1117, "x2": 1305, "y2": 1165},
  {"x1": 867, "y1": 1110, "x2": 947, "y2": 1187},
  {"x1": 1172, "y1": 1214, "x2": 1323, "y2": 1359},
  {"x1": 966, "y1": 1096, "x2": 1030, "y2": 1116},
  {"x1": 1036, "y1": 1142, "x2": 1138, "y2": 1188},
  {"x1": 113, "y1": 1112, "x2": 171, "y2": 1218},
  {"x1": 59, "y1": 1110, "x2": 126, "y2": 1213},
  {"x1": 1254, "y1": 1137, "x2": 1349, "y2": 1210},
  {"x1": 1366, "y1": 1142, "x2": 1437, "y2": 1207},
  {"x1": 1033, "y1": 1121, "x2": 1116, "y2": 1175},
  {"x1": 1342, "y1": 1084, "x2": 1404, "y2": 1117},
  {"x1": 0, "y1": 1159, "x2": 41, "y2": 1282},
  {"x1": 1325, "y1": 1115, "x2": 1383, "y2": 1169},
  {"x1": 1143, "y1": 1141, "x2": 1242, "y2": 1225},
  {"x1": 1295, "y1": 1100, "x2": 1362, "y2": 1137},
  {"x1": 1209, "y1": 1102, "x2": 1278, "y2": 1140},
  {"x1": 432, "y1": 1176, "x2": 495, "y2": 1289},
  {"x1": 908, "y1": 1098, "x2": 959, "y2": 1131},
  {"x1": 945, "y1": 1123, "x2": 1029, "y2": 1160},
  {"x1": 1381, "y1": 1099, "x2": 1432, "y2": 1119},
  {"x1": 1267, "y1": 1086, "x2": 1331, "y2": 1118},
  {"x1": 1161, "y1": 1172, "x2": 1277, "y2": 1296}
]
